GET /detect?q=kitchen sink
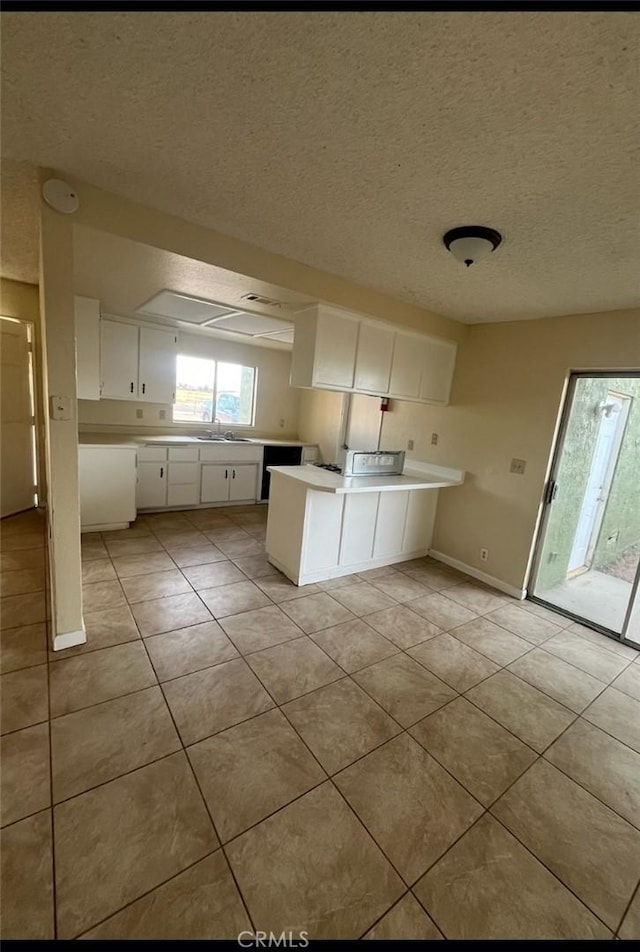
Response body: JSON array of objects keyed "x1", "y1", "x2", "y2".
[{"x1": 197, "y1": 436, "x2": 253, "y2": 442}]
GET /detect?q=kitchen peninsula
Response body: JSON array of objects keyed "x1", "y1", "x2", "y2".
[{"x1": 265, "y1": 460, "x2": 465, "y2": 585}]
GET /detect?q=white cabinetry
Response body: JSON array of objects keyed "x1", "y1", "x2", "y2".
[
  {"x1": 354, "y1": 322, "x2": 393, "y2": 394},
  {"x1": 100, "y1": 318, "x2": 177, "y2": 402},
  {"x1": 201, "y1": 464, "x2": 259, "y2": 503},
  {"x1": 167, "y1": 447, "x2": 200, "y2": 507},
  {"x1": 74, "y1": 296, "x2": 101, "y2": 401},
  {"x1": 291, "y1": 305, "x2": 457, "y2": 405},
  {"x1": 79, "y1": 445, "x2": 137, "y2": 530},
  {"x1": 137, "y1": 462, "x2": 168, "y2": 508}
]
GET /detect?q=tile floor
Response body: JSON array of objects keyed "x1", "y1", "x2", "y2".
[{"x1": 1, "y1": 504, "x2": 640, "y2": 939}]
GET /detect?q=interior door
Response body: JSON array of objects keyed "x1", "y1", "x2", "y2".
[
  {"x1": 1, "y1": 318, "x2": 37, "y2": 516},
  {"x1": 138, "y1": 326, "x2": 177, "y2": 403}
]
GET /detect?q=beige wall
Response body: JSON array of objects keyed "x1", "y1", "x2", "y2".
[
  {"x1": 79, "y1": 327, "x2": 300, "y2": 439},
  {"x1": 296, "y1": 388, "x2": 346, "y2": 462},
  {"x1": 377, "y1": 307, "x2": 640, "y2": 592}
]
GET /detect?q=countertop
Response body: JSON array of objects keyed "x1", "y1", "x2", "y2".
[
  {"x1": 267, "y1": 461, "x2": 465, "y2": 494},
  {"x1": 78, "y1": 432, "x2": 312, "y2": 448}
]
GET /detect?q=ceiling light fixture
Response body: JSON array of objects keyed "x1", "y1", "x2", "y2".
[{"x1": 443, "y1": 225, "x2": 502, "y2": 267}]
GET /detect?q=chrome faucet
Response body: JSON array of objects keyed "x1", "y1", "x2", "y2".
[{"x1": 224, "y1": 430, "x2": 235, "y2": 440}]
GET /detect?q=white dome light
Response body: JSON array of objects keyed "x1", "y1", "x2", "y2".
[{"x1": 443, "y1": 226, "x2": 502, "y2": 267}]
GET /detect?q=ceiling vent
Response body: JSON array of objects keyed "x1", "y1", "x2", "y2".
[{"x1": 242, "y1": 292, "x2": 282, "y2": 308}]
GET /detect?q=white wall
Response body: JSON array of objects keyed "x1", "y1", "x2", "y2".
[{"x1": 78, "y1": 326, "x2": 300, "y2": 439}]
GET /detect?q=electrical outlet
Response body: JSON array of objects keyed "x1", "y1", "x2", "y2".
[
  {"x1": 158, "y1": 409, "x2": 167, "y2": 421},
  {"x1": 136, "y1": 408, "x2": 143, "y2": 420},
  {"x1": 510, "y1": 458, "x2": 526, "y2": 475},
  {"x1": 407, "y1": 439, "x2": 414, "y2": 451},
  {"x1": 480, "y1": 547, "x2": 489, "y2": 562},
  {"x1": 431, "y1": 432, "x2": 439, "y2": 445},
  {"x1": 279, "y1": 418, "x2": 285, "y2": 428}
]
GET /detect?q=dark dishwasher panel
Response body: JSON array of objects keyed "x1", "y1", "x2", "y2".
[{"x1": 261, "y1": 444, "x2": 303, "y2": 500}]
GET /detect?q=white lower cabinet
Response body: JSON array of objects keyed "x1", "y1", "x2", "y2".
[
  {"x1": 137, "y1": 461, "x2": 167, "y2": 509},
  {"x1": 339, "y1": 494, "x2": 378, "y2": 566},
  {"x1": 201, "y1": 463, "x2": 258, "y2": 504}
]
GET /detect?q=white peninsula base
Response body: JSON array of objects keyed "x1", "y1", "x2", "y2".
[{"x1": 265, "y1": 461, "x2": 464, "y2": 586}]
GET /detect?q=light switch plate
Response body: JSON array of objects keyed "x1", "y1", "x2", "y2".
[{"x1": 49, "y1": 395, "x2": 73, "y2": 421}]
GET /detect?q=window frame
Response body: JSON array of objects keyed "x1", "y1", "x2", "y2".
[{"x1": 172, "y1": 354, "x2": 258, "y2": 428}]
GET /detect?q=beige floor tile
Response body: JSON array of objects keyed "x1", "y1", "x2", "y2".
[
  {"x1": 329, "y1": 581, "x2": 398, "y2": 616},
  {"x1": 1, "y1": 531, "x2": 46, "y2": 552},
  {"x1": 49, "y1": 641, "x2": 157, "y2": 717},
  {"x1": 170, "y1": 543, "x2": 228, "y2": 568},
  {"x1": 188, "y1": 708, "x2": 325, "y2": 841},
  {"x1": 81, "y1": 851, "x2": 251, "y2": 938},
  {"x1": 444, "y1": 582, "x2": 508, "y2": 615},
  {"x1": 282, "y1": 678, "x2": 400, "y2": 774},
  {"x1": 371, "y1": 574, "x2": 433, "y2": 604},
  {"x1": 81, "y1": 561, "x2": 116, "y2": 586},
  {"x1": 104, "y1": 537, "x2": 163, "y2": 558},
  {"x1": 485, "y1": 603, "x2": 562, "y2": 645},
  {"x1": 411, "y1": 697, "x2": 537, "y2": 806},
  {"x1": 450, "y1": 617, "x2": 531, "y2": 666},
  {"x1": 0, "y1": 547, "x2": 45, "y2": 572},
  {"x1": 130, "y1": 591, "x2": 212, "y2": 636},
  {"x1": 111, "y1": 551, "x2": 177, "y2": 578},
  {"x1": 508, "y1": 648, "x2": 606, "y2": 713},
  {"x1": 316, "y1": 574, "x2": 361, "y2": 591},
  {"x1": 611, "y1": 663, "x2": 640, "y2": 702},
  {"x1": 281, "y1": 592, "x2": 356, "y2": 633},
  {"x1": 1, "y1": 664, "x2": 48, "y2": 734},
  {"x1": 364, "y1": 893, "x2": 443, "y2": 939},
  {"x1": 492, "y1": 759, "x2": 640, "y2": 929},
  {"x1": 619, "y1": 887, "x2": 640, "y2": 939},
  {"x1": 101, "y1": 524, "x2": 153, "y2": 541},
  {"x1": 120, "y1": 568, "x2": 192, "y2": 603},
  {"x1": 181, "y1": 561, "x2": 246, "y2": 591},
  {"x1": 255, "y1": 575, "x2": 321, "y2": 602},
  {"x1": 354, "y1": 654, "x2": 456, "y2": 727},
  {"x1": 226, "y1": 782, "x2": 404, "y2": 938},
  {"x1": 311, "y1": 618, "x2": 398, "y2": 673},
  {"x1": 543, "y1": 630, "x2": 629, "y2": 682},
  {"x1": 53, "y1": 604, "x2": 140, "y2": 659},
  {"x1": 52, "y1": 686, "x2": 180, "y2": 802},
  {"x1": 414, "y1": 814, "x2": 610, "y2": 939},
  {"x1": 521, "y1": 600, "x2": 574, "y2": 627},
  {"x1": 54, "y1": 752, "x2": 217, "y2": 938},
  {"x1": 466, "y1": 670, "x2": 576, "y2": 752},
  {"x1": 217, "y1": 537, "x2": 264, "y2": 559},
  {"x1": 1, "y1": 566, "x2": 45, "y2": 596},
  {"x1": 356, "y1": 565, "x2": 399, "y2": 581},
  {"x1": 154, "y1": 528, "x2": 208, "y2": 548},
  {"x1": 81, "y1": 540, "x2": 109, "y2": 562},
  {"x1": 1, "y1": 722, "x2": 50, "y2": 826},
  {"x1": 545, "y1": 719, "x2": 640, "y2": 830},
  {"x1": 144, "y1": 512, "x2": 193, "y2": 530},
  {"x1": 231, "y1": 553, "x2": 279, "y2": 579},
  {"x1": 335, "y1": 733, "x2": 482, "y2": 883},
  {"x1": 199, "y1": 580, "x2": 271, "y2": 618},
  {"x1": 0, "y1": 810, "x2": 54, "y2": 939},
  {"x1": 408, "y1": 592, "x2": 478, "y2": 630},
  {"x1": 365, "y1": 604, "x2": 441, "y2": 649},
  {"x1": 246, "y1": 636, "x2": 343, "y2": 703},
  {"x1": 220, "y1": 605, "x2": 303, "y2": 654},
  {"x1": 145, "y1": 620, "x2": 238, "y2": 681},
  {"x1": 1, "y1": 621, "x2": 47, "y2": 673},
  {"x1": 163, "y1": 657, "x2": 274, "y2": 745},
  {"x1": 82, "y1": 579, "x2": 126, "y2": 613},
  {"x1": 567, "y1": 621, "x2": 639, "y2": 660},
  {"x1": 408, "y1": 632, "x2": 500, "y2": 692},
  {"x1": 583, "y1": 687, "x2": 640, "y2": 753},
  {"x1": 205, "y1": 526, "x2": 253, "y2": 544},
  {"x1": 0, "y1": 590, "x2": 47, "y2": 628}
]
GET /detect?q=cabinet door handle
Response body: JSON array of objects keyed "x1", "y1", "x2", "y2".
[
  {"x1": 232, "y1": 469, "x2": 236, "y2": 479},
  {"x1": 160, "y1": 467, "x2": 164, "y2": 478},
  {"x1": 130, "y1": 382, "x2": 134, "y2": 393},
  {"x1": 225, "y1": 469, "x2": 228, "y2": 479},
  {"x1": 142, "y1": 383, "x2": 146, "y2": 394}
]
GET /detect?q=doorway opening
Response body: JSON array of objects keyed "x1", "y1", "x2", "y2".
[
  {"x1": 529, "y1": 373, "x2": 640, "y2": 647},
  {"x1": 0, "y1": 315, "x2": 39, "y2": 517}
]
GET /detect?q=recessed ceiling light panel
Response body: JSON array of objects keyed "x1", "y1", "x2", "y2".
[{"x1": 136, "y1": 290, "x2": 239, "y2": 325}]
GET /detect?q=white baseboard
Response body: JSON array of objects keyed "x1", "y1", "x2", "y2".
[
  {"x1": 53, "y1": 627, "x2": 86, "y2": 651},
  {"x1": 428, "y1": 549, "x2": 526, "y2": 600},
  {"x1": 269, "y1": 549, "x2": 431, "y2": 587}
]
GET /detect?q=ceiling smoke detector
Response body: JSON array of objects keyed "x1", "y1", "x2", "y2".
[{"x1": 443, "y1": 226, "x2": 502, "y2": 267}]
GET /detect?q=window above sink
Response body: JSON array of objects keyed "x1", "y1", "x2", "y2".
[{"x1": 173, "y1": 354, "x2": 257, "y2": 427}]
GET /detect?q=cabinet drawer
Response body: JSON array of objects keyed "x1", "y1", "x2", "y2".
[
  {"x1": 199, "y1": 444, "x2": 263, "y2": 463},
  {"x1": 138, "y1": 446, "x2": 167, "y2": 462},
  {"x1": 167, "y1": 483, "x2": 199, "y2": 507},
  {"x1": 168, "y1": 446, "x2": 198, "y2": 462},
  {"x1": 168, "y1": 462, "x2": 199, "y2": 484}
]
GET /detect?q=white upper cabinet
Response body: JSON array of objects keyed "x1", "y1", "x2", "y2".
[
  {"x1": 419, "y1": 336, "x2": 457, "y2": 405},
  {"x1": 354, "y1": 322, "x2": 393, "y2": 394},
  {"x1": 389, "y1": 332, "x2": 424, "y2": 400},
  {"x1": 100, "y1": 318, "x2": 177, "y2": 403},
  {"x1": 138, "y1": 326, "x2": 177, "y2": 404},
  {"x1": 74, "y1": 295, "x2": 101, "y2": 401},
  {"x1": 290, "y1": 305, "x2": 359, "y2": 390},
  {"x1": 101, "y1": 320, "x2": 139, "y2": 400}
]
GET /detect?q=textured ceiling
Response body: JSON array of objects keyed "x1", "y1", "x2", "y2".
[{"x1": 2, "y1": 11, "x2": 639, "y2": 322}]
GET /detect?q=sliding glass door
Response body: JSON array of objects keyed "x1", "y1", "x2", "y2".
[{"x1": 530, "y1": 373, "x2": 640, "y2": 646}]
